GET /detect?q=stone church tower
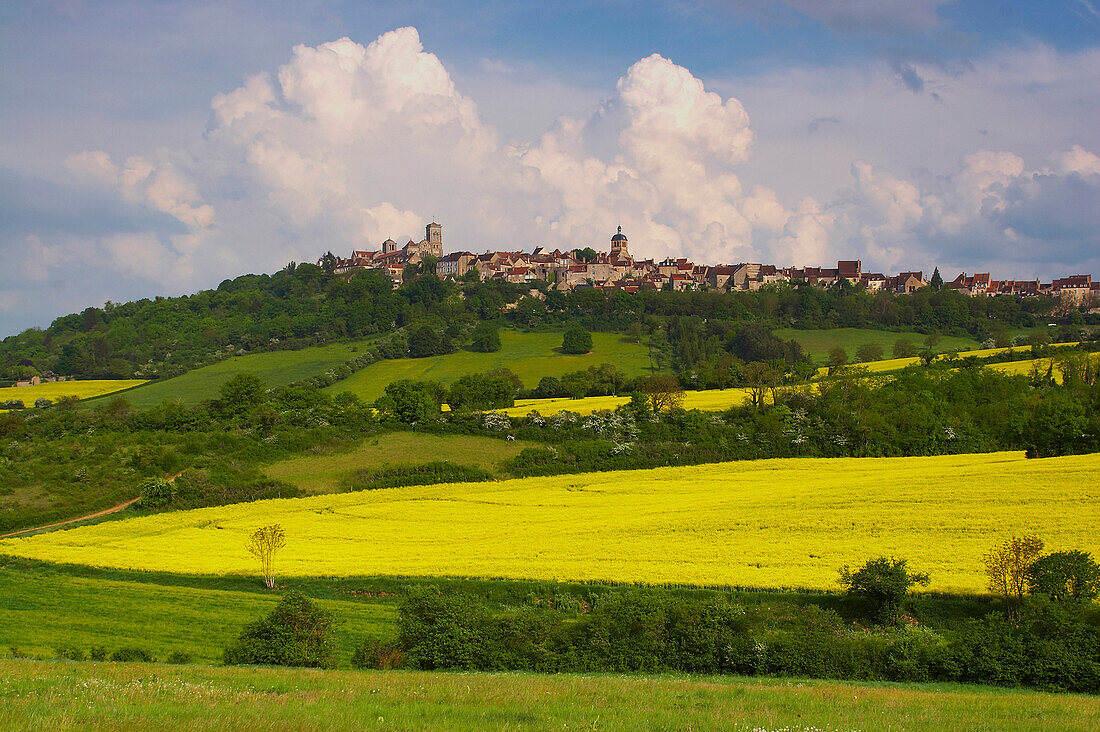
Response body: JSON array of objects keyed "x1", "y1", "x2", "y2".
[
  {"x1": 424, "y1": 222, "x2": 443, "y2": 257},
  {"x1": 610, "y1": 225, "x2": 629, "y2": 259}
]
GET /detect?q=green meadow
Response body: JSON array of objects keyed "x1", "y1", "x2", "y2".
[
  {"x1": 109, "y1": 341, "x2": 376, "y2": 408},
  {"x1": 327, "y1": 330, "x2": 653, "y2": 401},
  {"x1": 776, "y1": 327, "x2": 979, "y2": 363},
  {"x1": 263, "y1": 431, "x2": 538, "y2": 493},
  {"x1": 3, "y1": 659, "x2": 1097, "y2": 731}
]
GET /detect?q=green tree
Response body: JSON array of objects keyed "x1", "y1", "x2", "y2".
[
  {"x1": 561, "y1": 323, "x2": 593, "y2": 354},
  {"x1": 139, "y1": 477, "x2": 175, "y2": 509},
  {"x1": 1028, "y1": 550, "x2": 1100, "y2": 601},
  {"x1": 223, "y1": 591, "x2": 337, "y2": 668},
  {"x1": 827, "y1": 345, "x2": 848, "y2": 367},
  {"x1": 469, "y1": 321, "x2": 502, "y2": 353},
  {"x1": 447, "y1": 371, "x2": 517, "y2": 411},
  {"x1": 839, "y1": 557, "x2": 930, "y2": 625},
  {"x1": 218, "y1": 373, "x2": 268, "y2": 416},
  {"x1": 930, "y1": 267, "x2": 943, "y2": 291},
  {"x1": 375, "y1": 379, "x2": 445, "y2": 423},
  {"x1": 637, "y1": 374, "x2": 683, "y2": 413},
  {"x1": 893, "y1": 339, "x2": 918, "y2": 358},
  {"x1": 855, "y1": 342, "x2": 884, "y2": 363},
  {"x1": 407, "y1": 324, "x2": 449, "y2": 358},
  {"x1": 573, "y1": 247, "x2": 598, "y2": 263}
]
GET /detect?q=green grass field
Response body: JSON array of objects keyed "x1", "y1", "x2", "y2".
[
  {"x1": 328, "y1": 330, "x2": 653, "y2": 402},
  {"x1": 264, "y1": 431, "x2": 539, "y2": 493},
  {"x1": 110, "y1": 342, "x2": 375, "y2": 408},
  {"x1": 0, "y1": 561, "x2": 396, "y2": 664},
  {"x1": 2, "y1": 659, "x2": 1097, "y2": 731},
  {"x1": 776, "y1": 327, "x2": 979, "y2": 363}
]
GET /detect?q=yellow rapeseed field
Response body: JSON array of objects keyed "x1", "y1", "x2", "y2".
[
  {"x1": 0, "y1": 380, "x2": 146, "y2": 403},
  {"x1": 3, "y1": 452, "x2": 1096, "y2": 594}
]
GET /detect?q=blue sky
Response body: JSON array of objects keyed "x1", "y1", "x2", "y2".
[{"x1": 1, "y1": 0, "x2": 1099, "y2": 336}]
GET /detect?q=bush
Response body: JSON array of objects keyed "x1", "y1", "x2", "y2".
[
  {"x1": 166, "y1": 650, "x2": 194, "y2": 665},
  {"x1": 839, "y1": 557, "x2": 929, "y2": 626},
  {"x1": 139, "y1": 477, "x2": 175, "y2": 509},
  {"x1": 561, "y1": 323, "x2": 593, "y2": 354},
  {"x1": 110, "y1": 647, "x2": 156, "y2": 663},
  {"x1": 855, "y1": 342, "x2": 884, "y2": 363},
  {"x1": 345, "y1": 462, "x2": 494, "y2": 490},
  {"x1": 223, "y1": 591, "x2": 338, "y2": 669},
  {"x1": 447, "y1": 370, "x2": 516, "y2": 411},
  {"x1": 89, "y1": 646, "x2": 108, "y2": 662},
  {"x1": 55, "y1": 645, "x2": 86, "y2": 661},
  {"x1": 374, "y1": 379, "x2": 446, "y2": 424},
  {"x1": 408, "y1": 324, "x2": 451, "y2": 358},
  {"x1": 0, "y1": 400, "x2": 24, "y2": 410},
  {"x1": 33, "y1": 398, "x2": 52, "y2": 409}
]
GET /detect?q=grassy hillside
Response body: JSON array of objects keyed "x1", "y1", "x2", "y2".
[
  {"x1": 5, "y1": 452, "x2": 1096, "y2": 593},
  {"x1": 3, "y1": 659, "x2": 1097, "y2": 731},
  {"x1": 264, "y1": 431, "x2": 539, "y2": 493},
  {"x1": 111, "y1": 342, "x2": 374, "y2": 408},
  {"x1": 777, "y1": 327, "x2": 979, "y2": 363},
  {"x1": 328, "y1": 330, "x2": 653, "y2": 402}
]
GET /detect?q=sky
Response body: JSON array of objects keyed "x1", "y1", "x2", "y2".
[{"x1": 1, "y1": 0, "x2": 1099, "y2": 336}]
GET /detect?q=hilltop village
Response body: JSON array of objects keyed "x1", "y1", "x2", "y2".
[{"x1": 328, "y1": 223, "x2": 1099, "y2": 305}]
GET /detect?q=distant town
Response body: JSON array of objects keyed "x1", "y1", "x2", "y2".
[{"x1": 327, "y1": 222, "x2": 1099, "y2": 306}]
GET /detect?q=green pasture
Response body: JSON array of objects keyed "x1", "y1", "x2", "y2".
[
  {"x1": 328, "y1": 330, "x2": 653, "y2": 401},
  {"x1": 2, "y1": 658, "x2": 1096, "y2": 731},
  {"x1": 264, "y1": 431, "x2": 539, "y2": 493},
  {"x1": 111, "y1": 342, "x2": 375, "y2": 408},
  {"x1": 776, "y1": 327, "x2": 979, "y2": 363},
  {"x1": 0, "y1": 561, "x2": 395, "y2": 665}
]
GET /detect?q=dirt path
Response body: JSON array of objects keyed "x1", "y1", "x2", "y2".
[
  {"x1": 0, "y1": 497, "x2": 141, "y2": 539},
  {"x1": 0, "y1": 472, "x2": 182, "y2": 540}
]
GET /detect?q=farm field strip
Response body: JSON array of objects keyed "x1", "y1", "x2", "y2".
[
  {"x1": 4, "y1": 452, "x2": 1097, "y2": 594},
  {"x1": 775, "y1": 327, "x2": 978, "y2": 362},
  {"x1": 0, "y1": 380, "x2": 146, "y2": 404}
]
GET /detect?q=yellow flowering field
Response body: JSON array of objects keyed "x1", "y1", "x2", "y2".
[
  {"x1": 0, "y1": 380, "x2": 146, "y2": 404},
  {"x1": 502, "y1": 389, "x2": 757, "y2": 416},
  {"x1": 3, "y1": 451, "x2": 1096, "y2": 594}
]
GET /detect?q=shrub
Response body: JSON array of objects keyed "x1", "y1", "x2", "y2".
[
  {"x1": 561, "y1": 323, "x2": 593, "y2": 354},
  {"x1": 0, "y1": 400, "x2": 24, "y2": 410},
  {"x1": 447, "y1": 371, "x2": 516, "y2": 411},
  {"x1": 855, "y1": 342, "x2": 884, "y2": 363},
  {"x1": 223, "y1": 591, "x2": 338, "y2": 669},
  {"x1": 839, "y1": 557, "x2": 929, "y2": 626},
  {"x1": 55, "y1": 645, "x2": 86, "y2": 661},
  {"x1": 89, "y1": 646, "x2": 108, "y2": 661},
  {"x1": 374, "y1": 379, "x2": 445, "y2": 423},
  {"x1": 110, "y1": 647, "x2": 156, "y2": 663},
  {"x1": 345, "y1": 462, "x2": 494, "y2": 491},
  {"x1": 166, "y1": 650, "x2": 194, "y2": 665},
  {"x1": 408, "y1": 324, "x2": 450, "y2": 358},
  {"x1": 138, "y1": 477, "x2": 175, "y2": 509},
  {"x1": 33, "y1": 398, "x2": 52, "y2": 409}
]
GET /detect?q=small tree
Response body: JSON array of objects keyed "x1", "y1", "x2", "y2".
[
  {"x1": 984, "y1": 534, "x2": 1043, "y2": 615},
  {"x1": 223, "y1": 591, "x2": 337, "y2": 668},
  {"x1": 219, "y1": 373, "x2": 267, "y2": 417},
  {"x1": 561, "y1": 323, "x2": 593, "y2": 354},
  {"x1": 930, "y1": 267, "x2": 943, "y2": 290},
  {"x1": 827, "y1": 346, "x2": 848, "y2": 367},
  {"x1": 855, "y1": 342, "x2": 884, "y2": 363},
  {"x1": 469, "y1": 321, "x2": 502, "y2": 353},
  {"x1": 637, "y1": 374, "x2": 683, "y2": 413},
  {"x1": 839, "y1": 557, "x2": 930, "y2": 625},
  {"x1": 248, "y1": 525, "x2": 287, "y2": 589},
  {"x1": 893, "y1": 339, "x2": 917, "y2": 358},
  {"x1": 1028, "y1": 550, "x2": 1100, "y2": 601}
]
